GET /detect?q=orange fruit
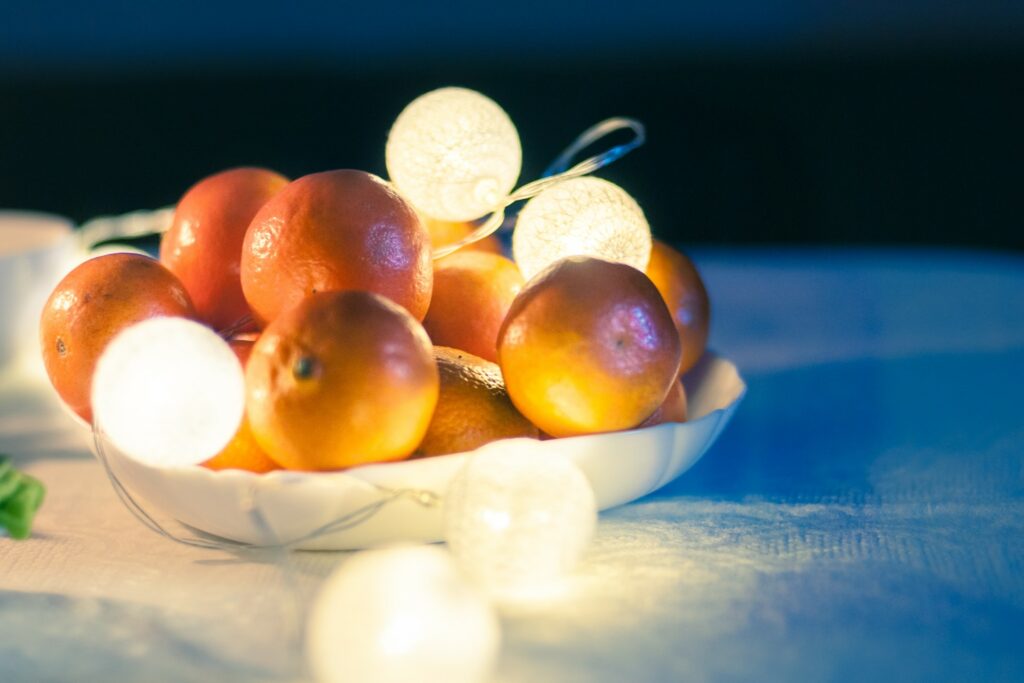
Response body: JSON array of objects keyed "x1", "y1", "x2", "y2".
[
  {"x1": 202, "y1": 413, "x2": 281, "y2": 474},
  {"x1": 415, "y1": 346, "x2": 538, "y2": 457},
  {"x1": 202, "y1": 337, "x2": 281, "y2": 474},
  {"x1": 160, "y1": 167, "x2": 289, "y2": 331},
  {"x1": 40, "y1": 253, "x2": 196, "y2": 422},
  {"x1": 422, "y1": 251, "x2": 524, "y2": 363},
  {"x1": 498, "y1": 256, "x2": 681, "y2": 437},
  {"x1": 422, "y1": 216, "x2": 502, "y2": 255},
  {"x1": 240, "y1": 170, "x2": 432, "y2": 326},
  {"x1": 636, "y1": 380, "x2": 688, "y2": 429},
  {"x1": 645, "y1": 239, "x2": 710, "y2": 375},
  {"x1": 245, "y1": 290, "x2": 439, "y2": 470}
]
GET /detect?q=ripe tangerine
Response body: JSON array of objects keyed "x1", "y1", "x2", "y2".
[
  {"x1": 160, "y1": 167, "x2": 289, "y2": 331},
  {"x1": 240, "y1": 170, "x2": 432, "y2": 326},
  {"x1": 245, "y1": 290, "x2": 439, "y2": 470},
  {"x1": 422, "y1": 251, "x2": 523, "y2": 363},
  {"x1": 498, "y1": 256, "x2": 681, "y2": 437},
  {"x1": 40, "y1": 253, "x2": 196, "y2": 422},
  {"x1": 415, "y1": 346, "x2": 538, "y2": 457},
  {"x1": 645, "y1": 239, "x2": 710, "y2": 375}
]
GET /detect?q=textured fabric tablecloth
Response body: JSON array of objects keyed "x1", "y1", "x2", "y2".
[{"x1": 2, "y1": 248, "x2": 1022, "y2": 682}]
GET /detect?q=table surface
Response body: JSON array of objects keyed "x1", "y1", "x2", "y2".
[{"x1": 2, "y1": 247, "x2": 1023, "y2": 683}]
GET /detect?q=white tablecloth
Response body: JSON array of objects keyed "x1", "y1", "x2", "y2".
[{"x1": 2, "y1": 248, "x2": 1022, "y2": 682}]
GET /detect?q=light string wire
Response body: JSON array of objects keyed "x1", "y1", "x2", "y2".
[
  {"x1": 431, "y1": 116, "x2": 645, "y2": 259},
  {"x1": 78, "y1": 206, "x2": 176, "y2": 250}
]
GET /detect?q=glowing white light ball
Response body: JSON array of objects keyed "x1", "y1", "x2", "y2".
[
  {"x1": 91, "y1": 316, "x2": 245, "y2": 467},
  {"x1": 307, "y1": 545, "x2": 500, "y2": 683},
  {"x1": 512, "y1": 176, "x2": 652, "y2": 281},
  {"x1": 386, "y1": 87, "x2": 521, "y2": 222},
  {"x1": 444, "y1": 442, "x2": 597, "y2": 602}
]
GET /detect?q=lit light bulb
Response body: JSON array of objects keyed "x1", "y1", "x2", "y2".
[
  {"x1": 444, "y1": 441, "x2": 597, "y2": 602},
  {"x1": 512, "y1": 176, "x2": 652, "y2": 281},
  {"x1": 307, "y1": 545, "x2": 500, "y2": 683},
  {"x1": 386, "y1": 87, "x2": 521, "y2": 222},
  {"x1": 91, "y1": 317, "x2": 245, "y2": 467}
]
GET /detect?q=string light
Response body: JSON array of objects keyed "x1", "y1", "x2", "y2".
[
  {"x1": 512, "y1": 176, "x2": 652, "y2": 281},
  {"x1": 91, "y1": 317, "x2": 245, "y2": 468},
  {"x1": 444, "y1": 441, "x2": 597, "y2": 602},
  {"x1": 307, "y1": 545, "x2": 500, "y2": 683},
  {"x1": 386, "y1": 87, "x2": 521, "y2": 222}
]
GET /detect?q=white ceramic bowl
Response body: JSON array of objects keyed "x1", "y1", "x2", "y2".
[
  {"x1": 91, "y1": 352, "x2": 745, "y2": 550},
  {"x1": 0, "y1": 211, "x2": 78, "y2": 372}
]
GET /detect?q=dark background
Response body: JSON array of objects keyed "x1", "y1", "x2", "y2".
[{"x1": 1, "y1": 1, "x2": 1022, "y2": 249}]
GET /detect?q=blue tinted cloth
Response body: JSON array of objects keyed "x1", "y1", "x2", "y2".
[{"x1": 500, "y1": 248, "x2": 1024, "y2": 682}]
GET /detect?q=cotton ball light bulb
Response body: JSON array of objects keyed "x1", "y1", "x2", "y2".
[
  {"x1": 307, "y1": 545, "x2": 500, "y2": 683},
  {"x1": 386, "y1": 87, "x2": 521, "y2": 222},
  {"x1": 91, "y1": 316, "x2": 245, "y2": 468},
  {"x1": 512, "y1": 176, "x2": 652, "y2": 281},
  {"x1": 444, "y1": 441, "x2": 597, "y2": 602}
]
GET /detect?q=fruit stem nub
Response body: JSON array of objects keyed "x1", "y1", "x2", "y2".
[{"x1": 293, "y1": 355, "x2": 318, "y2": 380}]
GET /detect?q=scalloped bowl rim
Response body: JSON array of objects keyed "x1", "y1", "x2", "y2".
[{"x1": 86, "y1": 351, "x2": 745, "y2": 549}]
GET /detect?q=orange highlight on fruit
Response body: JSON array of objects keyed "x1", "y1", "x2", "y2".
[
  {"x1": 422, "y1": 251, "x2": 524, "y2": 363},
  {"x1": 415, "y1": 347, "x2": 538, "y2": 457},
  {"x1": 202, "y1": 414, "x2": 281, "y2": 474},
  {"x1": 240, "y1": 170, "x2": 432, "y2": 326},
  {"x1": 245, "y1": 290, "x2": 439, "y2": 471},
  {"x1": 160, "y1": 167, "x2": 289, "y2": 332},
  {"x1": 39, "y1": 253, "x2": 196, "y2": 423},
  {"x1": 645, "y1": 239, "x2": 710, "y2": 375},
  {"x1": 498, "y1": 256, "x2": 682, "y2": 438}
]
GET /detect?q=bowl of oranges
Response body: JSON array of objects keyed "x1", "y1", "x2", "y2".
[{"x1": 38, "y1": 90, "x2": 745, "y2": 549}]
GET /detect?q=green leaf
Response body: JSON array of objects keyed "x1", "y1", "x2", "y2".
[{"x1": 0, "y1": 455, "x2": 45, "y2": 540}]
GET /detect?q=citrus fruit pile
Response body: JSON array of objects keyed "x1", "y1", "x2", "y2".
[{"x1": 39, "y1": 163, "x2": 709, "y2": 473}]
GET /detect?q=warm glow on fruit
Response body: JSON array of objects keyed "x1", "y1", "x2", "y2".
[
  {"x1": 245, "y1": 291, "x2": 439, "y2": 470},
  {"x1": 498, "y1": 256, "x2": 681, "y2": 437},
  {"x1": 422, "y1": 251, "x2": 524, "y2": 363},
  {"x1": 201, "y1": 414, "x2": 281, "y2": 474}
]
